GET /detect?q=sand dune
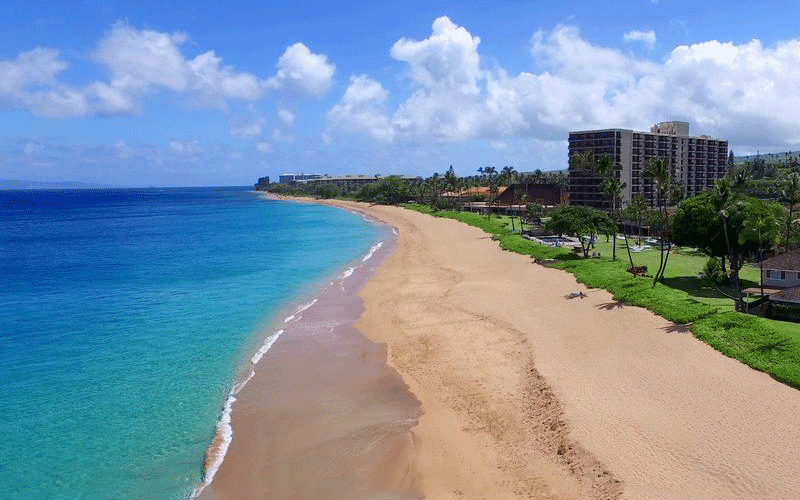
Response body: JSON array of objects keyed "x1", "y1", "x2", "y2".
[{"x1": 333, "y1": 201, "x2": 800, "y2": 500}]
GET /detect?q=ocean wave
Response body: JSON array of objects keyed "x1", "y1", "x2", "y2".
[
  {"x1": 361, "y1": 242, "x2": 383, "y2": 262},
  {"x1": 191, "y1": 393, "x2": 236, "y2": 499},
  {"x1": 250, "y1": 329, "x2": 284, "y2": 365},
  {"x1": 341, "y1": 266, "x2": 356, "y2": 279},
  {"x1": 191, "y1": 298, "x2": 319, "y2": 498}
]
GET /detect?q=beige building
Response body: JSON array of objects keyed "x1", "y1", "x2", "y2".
[{"x1": 568, "y1": 121, "x2": 729, "y2": 209}]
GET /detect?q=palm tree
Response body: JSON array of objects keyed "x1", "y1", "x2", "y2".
[
  {"x1": 484, "y1": 166, "x2": 498, "y2": 219},
  {"x1": 602, "y1": 177, "x2": 632, "y2": 266},
  {"x1": 713, "y1": 177, "x2": 745, "y2": 310},
  {"x1": 741, "y1": 212, "x2": 780, "y2": 299},
  {"x1": 644, "y1": 157, "x2": 677, "y2": 284}
]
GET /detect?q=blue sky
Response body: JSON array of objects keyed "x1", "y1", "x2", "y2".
[{"x1": 2, "y1": 0, "x2": 800, "y2": 186}]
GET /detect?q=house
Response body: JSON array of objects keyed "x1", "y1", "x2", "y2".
[
  {"x1": 760, "y1": 250, "x2": 800, "y2": 289},
  {"x1": 493, "y1": 183, "x2": 564, "y2": 207},
  {"x1": 746, "y1": 250, "x2": 800, "y2": 321}
]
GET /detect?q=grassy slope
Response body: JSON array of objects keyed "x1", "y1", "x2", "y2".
[{"x1": 405, "y1": 205, "x2": 800, "y2": 390}]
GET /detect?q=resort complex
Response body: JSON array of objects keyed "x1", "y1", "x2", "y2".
[{"x1": 568, "y1": 121, "x2": 729, "y2": 209}]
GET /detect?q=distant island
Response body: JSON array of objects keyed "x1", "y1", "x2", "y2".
[{"x1": 0, "y1": 179, "x2": 113, "y2": 190}]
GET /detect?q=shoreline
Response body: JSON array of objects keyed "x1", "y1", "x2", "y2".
[
  {"x1": 204, "y1": 194, "x2": 800, "y2": 499},
  {"x1": 194, "y1": 197, "x2": 422, "y2": 500}
]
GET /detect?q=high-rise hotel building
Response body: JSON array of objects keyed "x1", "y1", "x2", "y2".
[{"x1": 568, "y1": 121, "x2": 729, "y2": 209}]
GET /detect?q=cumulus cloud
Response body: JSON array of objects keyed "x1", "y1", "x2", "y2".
[
  {"x1": 624, "y1": 30, "x2": 657, "y2": 47},
  {"x1": 390, "y1": 16, "x2": 482, "y2": 95},
  {"x1": 327, "y1": 19, "x2": 800, "y2": 152},
  {"x1": 92, "y1": 22, "x2": 265, "y2": 111},
  {"x1": 326, "y1": 75, "x2": 394, "y2": 141},
  {"x1": 266, "y1": 43, "x2": 335, "y2": 96},
  {"x1": 0, "y1": 22, "x2": 336, "y2": 117}
]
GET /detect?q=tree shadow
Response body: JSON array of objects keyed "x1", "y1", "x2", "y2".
[
  {"x1": 661, "y1": 323, "x2": 693, "y2": 334},
  {"x1": 597, "y1": 300, "x2": 625, "y2": 310},
  {"x1": 661, "y1": 276, "x2": 760, "y2": 301},
  {"x1": 564, "y1": 292, "x2": 588, "y2": 299},
  {"x1": 752, "y1": 337, "x2": 793, "y2": 354}
]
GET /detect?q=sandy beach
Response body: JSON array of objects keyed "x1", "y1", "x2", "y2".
[{"x1": 205, "y1": 197, "x2": 800, "y2": 499}]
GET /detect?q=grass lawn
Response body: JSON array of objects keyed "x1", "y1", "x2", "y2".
[
  {"x1": 405, "y1": 205, "x2": 800, "y2": 390},
  {"x1": 590, "y1": 237, "x2": 761, "y2": 312}
]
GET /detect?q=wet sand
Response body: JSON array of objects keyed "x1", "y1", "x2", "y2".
[
  {"x1": 202, "y1": 196, "x2": 800, "y2": 500},
  {"x1": 197, "y1": 215, "x2": 421, "y2": 500}
]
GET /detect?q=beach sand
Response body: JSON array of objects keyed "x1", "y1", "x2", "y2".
[{"x1": 204, "y1": 197, "x2": 800, "y2": 499}]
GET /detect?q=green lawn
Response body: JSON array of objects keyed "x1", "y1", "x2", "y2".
[{"x1": 405, "y1": 205, "x2": 800, "y2": 390}]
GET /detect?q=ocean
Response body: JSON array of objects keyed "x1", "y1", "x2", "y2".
[{"x1": 0, "y1": 187, "x2": 383, "y2": 500}]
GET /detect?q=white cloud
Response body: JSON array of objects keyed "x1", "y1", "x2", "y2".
[
  {"x1": 277, "y1": 106, "x2": 295, "y2": 126},
  {"x1": 185, "y1": 50, "x2": 263, "y2": 106},
  {"x1": 0, "y1": 48, "x2": 90, "y2": 117},
  {"x1": 230, "y1": 122, "x2": 262, "y2": 139},
  {"x1": 390, "y1": 16, "x2": 482, "y2": 95},
  {"x1": 266, "y1": 43, "x2": 335, "y2": 97},
  {"x1": 228, "y1": 151, "x2": 243, "y2": 160},
  {"x1": 94, "y1": 22, "x2": 190, "y2": 93},
  {"x1": 0, "y1": 48, "x2": 66, "y2": 96},
  {"x1": 624, "y1": 30, "x2": 657, "y2": 47},
  {"x1": 326, "y1": 75, "x2": 394, "y2": 141},
  {"x1": 272, "y1": 129, "x2": 295, "y2": 143},
  {"x1": 328, "y1": 20, "x2": 800, "y2": 153},
  {"x1": 23, "y1": 141, "x2": 44, "y2": 155},
  {"x1": 0, "y1": 21, "x2": 270, "y2": 117},
  {"x1": 256, "y1": 141, "x2": 272, "y2": 153},
  {"x1": 388, "y1": 16, "x2": 488, "y2": 142},
  {"x1": 169, "y1": 140, "x2": 205, "y2": 155},
  {"x1": 93, "y1": 22, "x2": 265, "y2": 111}
]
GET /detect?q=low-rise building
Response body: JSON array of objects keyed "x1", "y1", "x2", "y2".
[
  {"x1": 300, "y1": 174, "x2": 419, "y2": 190},
  {"x1": 278, "y1": 173, "x2": 322, "y2": 184}
]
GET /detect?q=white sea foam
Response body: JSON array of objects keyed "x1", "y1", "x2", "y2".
[
  {"x1": 191, "y1": 297, "x2": 320, "y2": 498},
  {"x1": 190, "y1": 393, "x2": 236, "y2": 499},
  {"x1": 251, "y1": 329, "x2": 284, "y2": 365},
  {"x1": 297, "y1": 299, "x2": 317, "y2": 313},
  {"x1": 362, "y1": 242, "x2": 383, "y2": 262},
  {"x1": 391, "y1": 228, "x2": 398, "y2": 235},
  {"x1": 341, "y1": 266, "x2": 356, "y2": 279}
]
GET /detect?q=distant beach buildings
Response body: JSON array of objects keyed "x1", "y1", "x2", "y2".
[
  {"x1": 568, "y1": 121, "x2": 729, "y2": 209},
  {"x1": 278, "y1": 173, "x2": 322, "y2": 184},
  {"x1": 278, "y1": 173, "x2": 419, "y2": 190}
]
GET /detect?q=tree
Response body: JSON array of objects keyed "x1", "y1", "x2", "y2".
[
  {"x1": 601, "y1": 176, "x2": 629, "y2": 264},
  {"x1": 740, "y1": 210, "x2": 780, "y2": 298},
  {"x1": 484, "y1": 166, "x2": 498, "y2": 219},
  {"x1": 644, "y1": 157, "x2": 680, "y2": 284},
  {"x1": 545, "y1": 205, "x2": 614, "y2": 258},
  {"x1": 500, "y1": 166, "x2": 518, "y2": 228},
  {"x1": 672, "y1": 189, "x2": 781, "y2": 311},
  {"x1": 781, "y1": 172, "x2": 800, "y2": 250},
  {"x1": 623, "y1": 194, "x2": 648, "y2": 246}
]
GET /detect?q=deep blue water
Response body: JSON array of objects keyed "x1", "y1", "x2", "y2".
[{"x1": 0, "y1": 187, "x2": 380, "y2": 499}]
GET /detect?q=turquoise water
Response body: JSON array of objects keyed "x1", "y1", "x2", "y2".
[{"x1": 0, "y1": 188, "x2": 381, "y2": 500}]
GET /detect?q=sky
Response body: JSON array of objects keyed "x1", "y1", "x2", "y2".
[{"x1": 2, "y1": 0, "x2": 800, "y2": 187}]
